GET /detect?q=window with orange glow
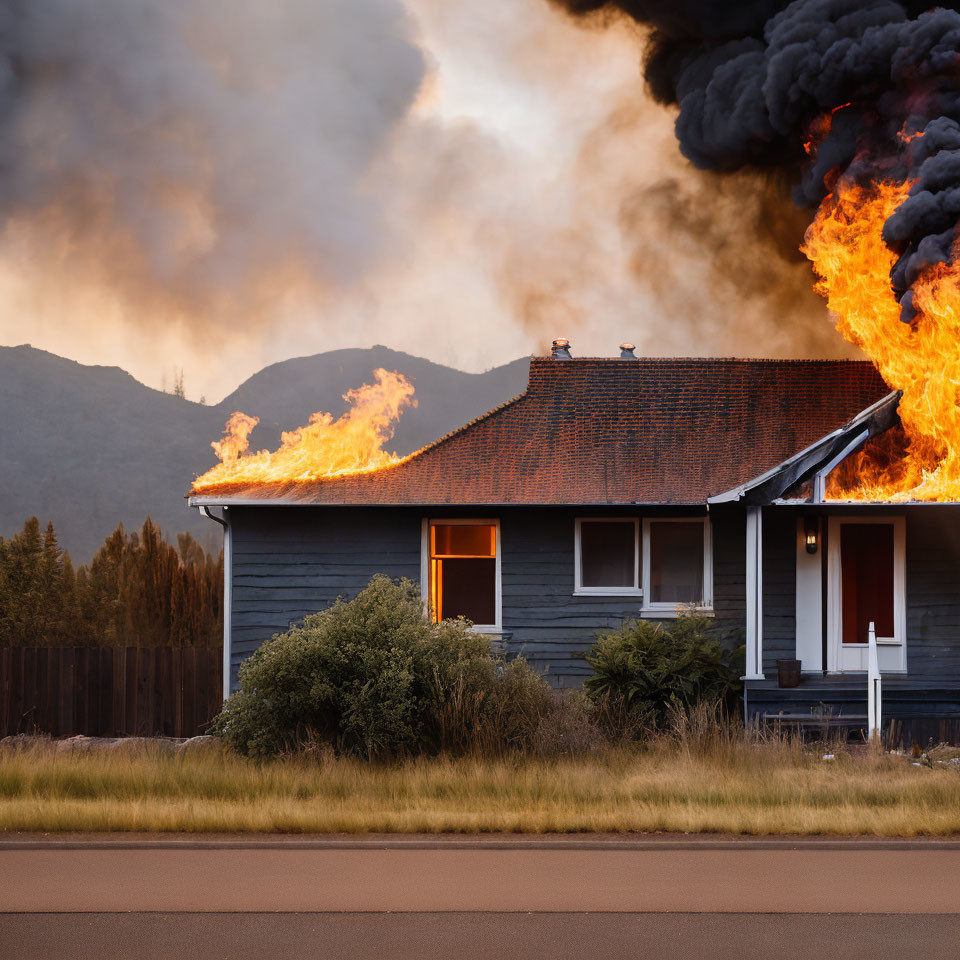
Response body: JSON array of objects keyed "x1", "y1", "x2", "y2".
[{"x1": 429, "y1": 522, "x2": 497, "y2": 626}]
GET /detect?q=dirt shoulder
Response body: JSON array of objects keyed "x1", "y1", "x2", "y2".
[{"x1": 4, "y1": 830, "x2": 960, "y2": 849}]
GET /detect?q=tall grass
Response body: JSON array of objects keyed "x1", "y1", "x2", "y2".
[{"x1": 3, "y1": 711, "x2": 960, "y2": 835}]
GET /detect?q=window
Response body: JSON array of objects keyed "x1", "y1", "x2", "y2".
[
  {"x1": 648, "y1": 521, "x2": 705, "y2": 604},
  {"x1": 574, "y1": 516, "x2": 712, "y2": 611},
  {"x1": 642, "y1": 517, "x2": 712, "y2": 612},
  {"x1": 575, "y1": 519, "x2": 640, "y2": 594},
  {"x1": 424, "y1": 520, "x2": 500, "y2": 629}
]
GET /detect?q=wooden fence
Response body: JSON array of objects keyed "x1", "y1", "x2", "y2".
[{"x1": 0, "y1": 646, "x2": 222, "y2": 738}]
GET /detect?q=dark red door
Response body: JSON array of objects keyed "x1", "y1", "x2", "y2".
[{"x1": 840, "y1": 523, "x2": 895, "y2": 644}]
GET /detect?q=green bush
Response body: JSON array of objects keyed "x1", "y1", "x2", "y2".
[
  {"x1": 211, "y1": 575, "x2": 561, "y2": 759},
  {"x1": 584, "y1": 612, "x2": 744, "y2": 730}
]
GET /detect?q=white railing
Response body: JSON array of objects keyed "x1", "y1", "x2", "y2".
[{"x1": 867, "y1": 620, "x2": 882, "y2": 743}]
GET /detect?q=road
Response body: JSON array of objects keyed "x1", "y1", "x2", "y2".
[
  {"x1": 3, "y1": 835, "x2": 960, "y2": 958},
  {"x1": 4, "y1": 912, "x2": 960, "y2": 960}
]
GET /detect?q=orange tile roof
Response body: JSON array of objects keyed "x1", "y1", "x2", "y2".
[{"x1": 192, "y1": 357, "x2": 891, "y2": 505}]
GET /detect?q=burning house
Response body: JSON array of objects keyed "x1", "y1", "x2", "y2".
[
  {"x1": 190, "y1": 0, "x2": 960, "y2": 735},
  {"x1": 190, "y1": 341, "x2": 960, "y2": 736}
]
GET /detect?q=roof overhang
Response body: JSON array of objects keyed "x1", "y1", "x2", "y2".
[
  {"x1": 708, "y1": 390, "x2": 902, "y2": 507},
  {"x1": 187, "y1": 497, "x2": 716, "y2": 509}
]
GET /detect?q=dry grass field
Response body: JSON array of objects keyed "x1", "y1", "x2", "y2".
[{"x1": 3, "y1": 714, "x2": 960, "y2": 836}]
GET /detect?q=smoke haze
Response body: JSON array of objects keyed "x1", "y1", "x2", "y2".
[{"x1": 0, "y1": 0, "x2": 855, "y2": 400}]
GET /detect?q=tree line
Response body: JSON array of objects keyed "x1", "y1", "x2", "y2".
[{"x1": 0, "y1": 517, "x2": 223, "y2": 647}]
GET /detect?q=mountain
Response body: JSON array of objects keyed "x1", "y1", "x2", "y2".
[{"x1": 0, "y1": 345, "x2": 529, "y2": 561}]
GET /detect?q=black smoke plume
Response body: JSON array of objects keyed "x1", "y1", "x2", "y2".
[{"x1": 555, "y1": 0, "x2": 960, "y2": 321}]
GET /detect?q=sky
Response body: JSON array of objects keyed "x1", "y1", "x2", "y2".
[{"x1": 0, "y1": 0, "x2": 855, "y2": 403}]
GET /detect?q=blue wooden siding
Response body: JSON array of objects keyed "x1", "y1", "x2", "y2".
[
  {"x1": 226, "y1": 502, "x2": 960, "y2": 705},
  {"x1": 226, "y1": 505, "x2": 748, "y2": 691},
  {"x1": 904, "y1": 508, "x2": 960, "y2": 679},
  {"x1": 498, "y1": 508, "x2": 744, "y2": 686},
  {"x1": 760, "y1": 510, "x2": 797, "y2": 675},
  {"x1": 229, "y1": 507, "x2": 422, "y2": 689}
]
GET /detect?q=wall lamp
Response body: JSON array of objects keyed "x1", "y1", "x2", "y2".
[{"x1": 804, "y1": 517, "x2": 820, "y2": 555}]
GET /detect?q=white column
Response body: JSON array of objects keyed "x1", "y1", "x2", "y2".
[
  {"x1": 868, "y1": 621, "x2": 882, "y2": 742},
  {"x1": 795, "y1": 518, "x2": 823, "y2": 671},
  {"x1": 744, "y1": 506, "x2": 765, "y2": 679}
]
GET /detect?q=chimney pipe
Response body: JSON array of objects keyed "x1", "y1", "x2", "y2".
[
  {"x1": 551, "y1": 337, "x2": 572, "y2": 360},
  {"x1": 619, "y1": 342, "x2": 637, "y2": 359}
]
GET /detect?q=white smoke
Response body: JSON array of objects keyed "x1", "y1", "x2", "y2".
[
  {"x1": 0, "y1": 0, "x2": 851, "y2": 400},
  {"x1": 0, "y1": 0, "x2": 425, "y2": 315}
]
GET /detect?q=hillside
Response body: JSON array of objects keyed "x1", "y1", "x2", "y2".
[{"x1": 0, "y1": 345, "x2": 528, "y2": 561}]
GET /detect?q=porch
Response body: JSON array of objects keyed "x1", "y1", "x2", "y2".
[
  {"x1": 745, "y1": 675, "x2": 960, "y2": 745},
  {"x1": 733, "y1": 501, "x2": 960, "y2": 744}
]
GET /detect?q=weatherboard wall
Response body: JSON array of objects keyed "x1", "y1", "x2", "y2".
[
  {"x1": 902, "y1": 507, "x2": 960, "y2": 679},
  {"x1": 225, "y1": 505, "x2": 748, "y2": 691},
  {"x1": 227, "y1": 507, "x2": 422, "y2": 690}
]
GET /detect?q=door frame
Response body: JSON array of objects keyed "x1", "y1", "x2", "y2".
[{"x1": 826, "y1": 515, "x2": 906, "y2": 674}]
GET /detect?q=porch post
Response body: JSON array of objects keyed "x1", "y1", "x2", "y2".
[
  {"x1": 867, "y1": 621, "x2": 882, "y2": 742},
  {"x1": 744, "y1": 505, "x2": 764, "y2": 679},
  {"x1": 197, "y1": 504, "x2": 233, "y2": 702},
  {"x1": 221, "y1": 506, "x2": 233, "y2": 702}
]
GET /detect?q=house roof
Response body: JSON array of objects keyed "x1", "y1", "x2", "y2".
[
  {"x1": 709, "y1": 388, "x2": 901, "y2": 506},
  {"x1": 189, "y1": 357, "x2": 892, "y2": 507}
]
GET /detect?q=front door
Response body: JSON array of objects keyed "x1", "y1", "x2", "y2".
[{"x1": 827, "y1": 516, "x2": 906, "y2": 673}]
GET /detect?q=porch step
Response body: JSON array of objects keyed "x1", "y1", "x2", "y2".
[
  {"x1": 746, "y1": 683, "x2": 960, "y2": 712},
  {"x1": 756, "y1": 710, "x2": 960, "y2": 746},
  {"x1": 762, "y1": 712, "x2": 867, "y2": 726}
]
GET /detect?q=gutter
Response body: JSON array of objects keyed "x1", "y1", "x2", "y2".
[{"x1": 198, "y1": 505, "x2": 232, "y2": 702}]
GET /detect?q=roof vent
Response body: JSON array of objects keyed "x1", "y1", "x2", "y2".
[
  {"x1": 551, "y1": 337, "x2": 572, "y2": 360},
  {"x1": 619, "y1": 342, "x2": 637, "y2": 359}
]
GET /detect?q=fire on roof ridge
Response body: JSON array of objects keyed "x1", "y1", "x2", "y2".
[{"x1": 188, "y1": 354, "x2": 891, "y2": 507}]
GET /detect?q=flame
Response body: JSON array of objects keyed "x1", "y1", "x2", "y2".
[
  {"x1": 897, "y1": 127, "x2": 925, "y2": 144},
  {"x1": 803, "y1": 177, "x2": 960, "y2": 501},
  {"x1": 803, "y1": 111, "x2": 834, "y2": 157},
  {"x1": 211, "y1": 411, "x2": 260, "y2": 461},
  {"x1": 191, "y1": 368, "x2": 416, "y2": 494}
]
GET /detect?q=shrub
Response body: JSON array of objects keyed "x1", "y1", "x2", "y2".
[
  {"x1": 211, "y1": 575, "x2": 576, "y2": 759},
  {"x1": 584, "y1": 612, "x2": 744, "y2": 731},
  {"x1": 529, "y1": 690, "x2": 609, "y2": 756}
]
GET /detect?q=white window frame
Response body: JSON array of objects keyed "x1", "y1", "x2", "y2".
[
  {"x1": 572, "y1": 515, "x2": 714, "y2": 614},
  {"x1": 420, "y1": 518, "x2": 502, "y2": 633},
  {"x1": 642, "y1": 516, "x2": 714, "y2": 615},
  {"x1": 574, "y1": 517, "x2": 642, "y2": 597},
  {"x1": 826, "y1": 515, "x2": 906, "y2": 673}
]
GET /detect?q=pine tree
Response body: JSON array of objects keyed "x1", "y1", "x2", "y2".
[
  {"x1": 80, "y1": 524, "x2": 126, "y2": 644},
  {"x1": 3, "y1": 515, "x2": 223, "y2": 649},
  {"x1": 0, "y1": 518, "x2": 45, "y2": 644},
  {"x1": 38, "y1": 521, "x2": 63, "y2": 643},
  {"x1": 60, "y1": 552, "x2": 83, "y2": 643}
]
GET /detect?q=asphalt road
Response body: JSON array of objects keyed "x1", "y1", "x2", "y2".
[
  {"x1": 5, "y1": 913, "x2": 960, "y2": 960},
  {"x1": 3, "y1": 836, "x2": 960, "y2": 959},
  {"x1": 3, "y1": 835, "x2": 960, "y2": 913}
]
